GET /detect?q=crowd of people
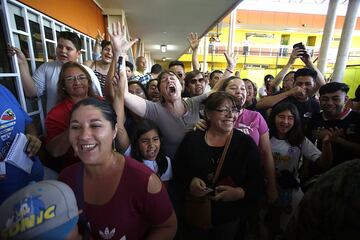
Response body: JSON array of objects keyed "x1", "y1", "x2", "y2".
[{"x1": 1, "y1": 21, "x2": 360, "y2": 240}]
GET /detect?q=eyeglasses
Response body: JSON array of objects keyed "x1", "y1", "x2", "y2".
[
  {"x1": 189, "y1": 78, "x2": 205, "y2": 84},
  {"x1": 64, "y1": 74, "x2": 88, "y2": 83},
  {"x1": 214, "y1": 107, "x2": 240, "y2": 115}
]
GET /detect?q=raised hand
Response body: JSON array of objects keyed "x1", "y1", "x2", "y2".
[
  {"x1": 108, "y1": 21, "x2": 138, "y2": 55},
  {"x1": 300, "y1": 49, "x2": 312, "y2": 66},
  {"x1": 96, "y1": 29, "x2": 105, "y2": 44},
  {"x1": 224, "y1": 52, "x2": 238, "y2": 70},
  {"x1": 288, "y1": 47, "x2": 303, "y2": 64},
  {"x1": 7, "y1": 44, "x2": 27, "y2": 64},
  {"x1": 187, "y1": 32, "x2": 200, "y2": 51}
]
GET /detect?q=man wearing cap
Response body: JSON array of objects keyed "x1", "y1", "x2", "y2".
[{"x1": 0, "y1": 180, "x2": 80, "y2": 240}]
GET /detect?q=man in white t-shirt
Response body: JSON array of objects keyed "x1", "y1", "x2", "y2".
[{"x1": 8, "y1": 32, "x2": 102, "y2": 112}]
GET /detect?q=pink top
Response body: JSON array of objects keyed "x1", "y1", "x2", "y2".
[{"x1": 234, "y1": 109, "x2": 269, "y2": 146}]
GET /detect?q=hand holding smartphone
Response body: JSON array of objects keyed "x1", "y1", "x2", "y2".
[
  {"x1": 203, "y1": 187, "x2": 214, "y2": 195},
  {"x1": 293, "y1": 42, "x2": 306, "y2": 57}
]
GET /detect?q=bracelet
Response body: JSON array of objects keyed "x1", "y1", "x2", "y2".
[{"x1": 226, "y1": 68, "x2": 233, "y2": 74}]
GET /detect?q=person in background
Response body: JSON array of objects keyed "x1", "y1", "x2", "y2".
[
  {"x1": 84, "y1": 40, "x2": 113, "y2": 94},
  {"x1": 7, "y1": 32, "x2": 102, "y2": 112},
  {"x1": 209, "y1": 70, "x2": 223, "y2": 89},
  {"x1": 184, "y1": 70, "x2": 207, "y2": 97},
  {"x1": 257, "y1": 67, "x2": 324, "y2": 131},
  {"x1": 266, "y1": 101, "x2": 332, "y2": 239},
  {"x1": 134, "y1": 56, "x2": 147, "y2": 76},
  {"x1": 128, "y1": 120, "x2": 173, "y2": 186},
  {"x1": 146, "y1": 79, "x2": 160, "y2": 102},
  {"x1": 150, "y1": 63, "x2": 163, "y2": 80},
  {"x1": 128, "y1": 81, "x2": 148, "y2": 100},
  {"x1": 59, "y1": 98, "x2": 177, "y2": 239},
  {"x1": 169, "y1": 60, "x2": 187, "y2": 95},
  {"x1": 258, "y1": 74, "x2": 275, "y2": 98},
  {"x1": 345, "y1": 84, "x2": 360, "y2": 112},
  {"x1": 126, "y1": 61, "x2": 135, "y2": 80},
  {"x1": 281, "y1": 71, "x2": 295, "y2": 92},
  {"x1": 45, "y1": 62, "x2": 98, "y2": 172},
  {"x1": 270, "y1": 47, "x2": 304, "y2": 93},
  {"x1": 0, "y1": 180, "x2": 81, "y2": 240},
  {"x1": 242, "y1": 78, "x2": 268, "y2": 120},
  {"x1": 91, "y1": 29, "x2": 105, "y2": 60},
  {"x1": 0, "y1": 84, "x2": 43, "y2": 204},
  {"x1": 308, "y1": 82, "x2": 360, "y2": 168}
]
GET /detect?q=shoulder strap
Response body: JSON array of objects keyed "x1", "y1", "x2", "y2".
[{"x1": 212, "y1": 130, "x2": 233, "y2": 184}]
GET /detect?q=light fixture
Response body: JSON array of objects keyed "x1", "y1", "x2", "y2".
[
  {"x1": 161, "y1": 45, "x2": 167, "y2": 53},
  {"x1": 162, "y1": 57, "x2": 166, "y2": 61}
]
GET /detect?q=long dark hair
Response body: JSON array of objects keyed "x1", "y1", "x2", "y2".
[
  {"x1": 131, "y1": 120, "x2": 168, "y2": 178},
  {"x1": 268, "y1": 102, "x2": 304, "y2": 146}
]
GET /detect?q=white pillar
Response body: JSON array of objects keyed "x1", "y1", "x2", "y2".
[
  {"x1": 227, "y1": 10, "x2": 236, "y2": 54},
  {"x1": 332, "y1": 0, "x2": 360, "y2": 82},
  {"x1": 203, "y1": 36, "x2": 209, "y2": 72},
  {"x1": 317, "y1": 0, "x2": 339, "y2": 75}
]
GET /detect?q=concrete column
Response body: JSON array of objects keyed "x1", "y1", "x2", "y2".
[
  {"x1": 227, "y1": 10, "x2": 236, "y2": 54},
  {"x1": 317, "y1": 0, "x2": 339, "y2": 75},
  {"x1": 203, "y1": 35, "x2": 209, "y2": 72},
  {"x1": 332, "y1": 0, "x2": 360, "y2": 82}
]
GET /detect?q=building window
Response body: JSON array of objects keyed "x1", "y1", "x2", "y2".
[{"x1": 0, "y1": 0, "x2": 95, "y2": 134}]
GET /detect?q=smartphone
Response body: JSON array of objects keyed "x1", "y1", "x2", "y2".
[
  {"x1": 117, "y1": 56, "x2": 123, "y2": 73},
  {"x1": 293, "y1": 42, "x2": 305, "y2": 50},
  {"x1": 203, "y1": 187, "x2": 214, "y2": 194}
]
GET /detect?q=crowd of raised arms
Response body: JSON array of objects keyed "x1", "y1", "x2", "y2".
[{"x1": 1, "y1": 21, "x2": 360, "y2": 240}]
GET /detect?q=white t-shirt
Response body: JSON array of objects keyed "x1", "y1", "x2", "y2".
[
  {"x1": 270, "y1": 136, "x2": 321, "y2": 231},
  {"x1": 33, "y1": 61, "x2": 102, "y2": 112},
  {"x1": 270, "y1": 136, "x2": 321, "y2": 180}
]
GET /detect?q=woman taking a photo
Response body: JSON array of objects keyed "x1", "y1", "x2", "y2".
[
  {"x1": 59, "y1": 98, "x2": 177, "y2": 240},
  {"x1": 174, "y1": 92, "x2": 264, "y2": 240}
]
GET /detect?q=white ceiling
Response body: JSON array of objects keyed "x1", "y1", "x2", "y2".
[{"x1": 95, "y1": 0, "x2": 243, "y2": 61}]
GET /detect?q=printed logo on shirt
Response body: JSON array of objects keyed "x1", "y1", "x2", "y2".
[
  {"x1": 273, "y1": 152, "x2": 291, "y2": 163},
  {"x1": 0, "y1": 109, "x2": 16, "y2": 142},
  {"x1": 235, "y1": 123, "x2": 253, "y2": 136},
  {"x1": 99, "y1": 227, "x2": 116, "y2": 239},
  {"x1": 0, "y1": 109, "x2": 16, "y2": 122}
]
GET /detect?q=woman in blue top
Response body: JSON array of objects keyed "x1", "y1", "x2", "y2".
[{"x1": 0, "y1": 84, "x2": 43, "y2": 203}]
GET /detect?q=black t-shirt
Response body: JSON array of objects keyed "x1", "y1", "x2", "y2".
[{"x1": 307, "y1": 110, "x2": 360, "y2": 166}]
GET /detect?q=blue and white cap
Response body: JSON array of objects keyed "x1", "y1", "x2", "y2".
[{"x1": 0, "y1": 180, "x2": 79, "y2": 240}]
